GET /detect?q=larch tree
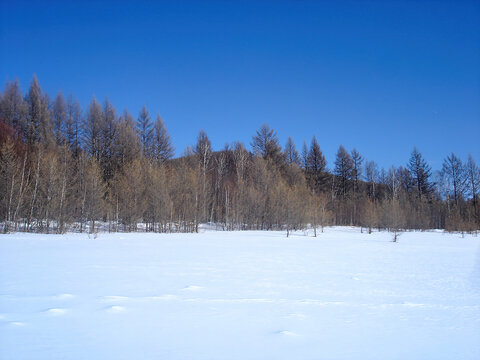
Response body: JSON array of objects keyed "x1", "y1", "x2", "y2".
[
  {"x1": 0, "y1": 80, "x2": 27, "y2": 131},
  {"x1": 442, "y1": 153, "x2": 466, "y2": 206},
  {"x1": 153, "y1": 114, "x2": 174, "y2": 164},
  {"x1": 251, "y1": 124, "x2": 283, "y2": 165},
  {"x1": 116, "y1": 110, "x2": 141, "y2": 168},
  {"x1": 305, "y1": 136, "x2": 327, "y2": 193},
  {"x1": 99, "y1": 99, "x2": 118, "y2": 182},
  {"x1": 301, "y1": 141, "x2": 308, "y2": 169},
  {"x1": 351, "y1": 149, "x2": 363, "y2": 194},
  {"x1": 350, "y1": 148, "x2": 363, "y2": 225},
  {"x1": 25, "y1": 75, "x2": 53, "y2": 146},
  {"x1": 2, "y1": 76, "x2": 478, "y2": 234},
  {"x1": 84, "y1": 97, "x2": 103, "y2": 162},
  {"x1": 52, "y1": 92, "x2": 67, "y2": 146},
  {"x1": 137, "y1": 105, "x2": 153, "y2": 159},
  {"x1": 334, "y1": 145, "x2": 353, "y2": 200},
  {"x1": 465, "y1": 154, "x2": 480, "y2": 218},
  {"x1": 66, "y1": 93, "x2": 82, "y2": 157},
  {"x1": 284, "y1": 136, "x2": 300, "y2": 166},
  {"x1": 407, "y1": 147, "x2": 434, "y2": 200}
]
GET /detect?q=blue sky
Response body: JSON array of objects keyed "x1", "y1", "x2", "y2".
[{"x1": 1, "y1": 0, "x2": 479, "y2": 170}]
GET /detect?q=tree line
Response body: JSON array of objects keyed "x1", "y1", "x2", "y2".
[{"x1": 1, "y1": 76, "x2": 479, "y2": 234}]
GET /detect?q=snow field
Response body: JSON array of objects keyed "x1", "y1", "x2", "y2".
[{"x1": 1, "y1": 227, "x2": 479, "y2": 359}]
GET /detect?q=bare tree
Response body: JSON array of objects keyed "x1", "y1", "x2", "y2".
[
  {"x1": 364, "y1": 160, "x2": 378, "y2": 201},
  {"x1": 153, "y1": 115, "x2": 174, "y2": 164},
  {"x1": 52, "y1": 92, "x2": 67, "y2": 145},
  {"x1": 334, "y1": 145, "x2": 352, "y2": 200},
  {"x1": 0, "y1": 138, "x2": 19, "y2": 232},
  {"x1": 137, "y1": 105, "x2": 153, "y2": 159},
  {"x1": 84, "y1": 97, "x2": 103, "y2": 162},
  {"x1": 0, "y1": 79, "x2": 27, "y2": 131},
  {"x1": 284, "y1": 136, "x2": 300, "y2": 166},
  {"x1": 408, "y1": 147, "x2": 434, "y2": 200},
  {"x1": 116, "y1": 110, "x2": 141, "y2": 167},
  {"x1": 99, "y1": 99, "x2": 118, "y2": 182},
  {"x1": 442, "y1": 153, "x2": 466, "y2": 206},
  {"x1": 66, "y1": 94, "x2": 82, "y2": 156},
  {"x1": 251, "y1": 124, "x2": 283, "y2": 164},
  {"x1": 194, "y1": 130, "x2": 212, "y2": 225},
  {"x1": 25, "y1": 75, "x2": 53, "y2": 146},
  {"x1": 465, "y1": 154, "x2": 480, "y2": 218},
  {"x1": 305, "y1": 136, "x2": 327, "y2": 193}
]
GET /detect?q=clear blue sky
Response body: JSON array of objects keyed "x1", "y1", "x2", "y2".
[{"x1": 1, "y1": 0, "x2": 479, "y2": 170}]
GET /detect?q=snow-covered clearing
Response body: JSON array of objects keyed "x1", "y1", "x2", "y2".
[{"x1": 1, "y1": 227, "x2": 479, "y2": 359}]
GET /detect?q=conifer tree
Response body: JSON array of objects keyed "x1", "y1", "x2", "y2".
[
  {"x1": 465, "y1": 154, "x2": 480, "y2": 217},
  {"x1": 25, "y1": 75, "x2": 53, "y2": 146},
  {"x1": 84, "y1": 97, "x2": 103, "y2": 162},
  {"x1": 52, "y1": 92, "x2": 67, "y2": 145},
  {"x1": 66, "y1": 93, "x2": 82, "y2": 156},
  {"x1": 0, "y1": 80, "x2": 27, "y2": 131},
  {"x1": 99, "y1": 99, "x2": 118, "y2": 182},
  {"x1": 153, "y1": 115, "x2": 174, "y2": 163},
  {"x1": 284, "y1": 136, "x2": 300, "y2": 166},
  {"x1": 407, "y1": 147, "x2": 434, "y2": 200},
  {"x1": 351, "y1": 149, "x2": 363, "y2": 193},
  {"x1": 1, "y1": 76, "x2": 477, "y2": 233},
  {"x1": 116, "y1": 110, "x2": 140, "y2": 167},
  {"x1": 305, "y1": 136, "x2": 327, "y2": 193},
  {"x1": 137, "y1": 105, "x2": 153, "y2": 159},
  {"x1": 251, "y1": 124, "x2": 282, "y2": 164},
  {"x1": 334, "y1": 145, "x2": 353, "y2": 199},
  {"x1": 442, "y1": 153, "x2": 466, "y2": 206}
]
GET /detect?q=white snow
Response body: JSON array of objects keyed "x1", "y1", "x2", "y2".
[{"x1": 1, "y1": 227, "x2": 479, "y2": 359}]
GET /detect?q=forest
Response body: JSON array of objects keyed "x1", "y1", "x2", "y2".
[{"x1": 0, "y1": 76, "x2": 479, "y2": 234}]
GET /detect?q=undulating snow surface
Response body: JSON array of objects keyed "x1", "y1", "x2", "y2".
[{"x1": 1, "y1": 227, "x2": 479, "y2": 359}]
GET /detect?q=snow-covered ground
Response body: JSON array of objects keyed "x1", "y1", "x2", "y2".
[{"x1": 1, "y1": 227, "x2": 479, "y2": 360}]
